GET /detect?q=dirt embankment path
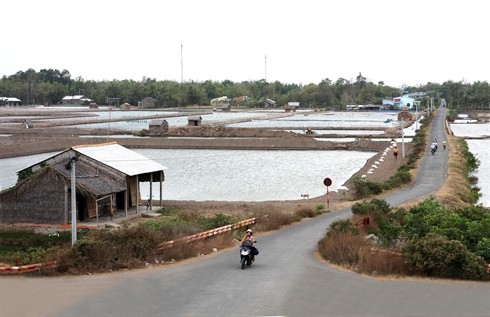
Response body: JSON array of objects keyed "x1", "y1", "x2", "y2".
[
  {"x1": 0, "y1": 119, "x2": 409, "y2": 216},
  {"x1": 0, "y1": 125, "x2": 393, "y2": 159}
]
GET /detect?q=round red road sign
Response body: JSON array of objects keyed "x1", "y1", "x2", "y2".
[{"x1": 323, "y1": 177, "x2": 332, "y2": 187}]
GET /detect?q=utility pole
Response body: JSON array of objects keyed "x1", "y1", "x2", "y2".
[
  {"x1": 181, "y1": 44, "x2": 183, "y2": 85},
  {"x1": 66, "y1": 156, "x2": 78, "y2": 246},
  {"x1": 264, "y1": 55, "x2": 267, "y2": 82},
  {"x1": 180, "y1": 44, "x2": 183, "y2": 111},
  {"x1": 401, "y1": 120, "x2": 405, "y2": 158}
]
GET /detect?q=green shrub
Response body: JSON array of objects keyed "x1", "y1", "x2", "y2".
[
  {"x1": 386, "y1": 170, "x2": 412, "y2": 187},
  {"x1": 327, "y1": 219, "x2": 360, "y2": 236},
  {"x1": 10, "y1": 246, "x2": 60, "y2": 265},
  {"x1": 476, "y1": 238, "x2": 490, "y2": 262},
  {"x1": 352, "y1": 199, "x2": 391, "y2": 216},
  {"x1": 198, "y1": 213, "x2": 236, "y2": 230},
  {"x1": 353, "y1": 177, "x2": 383, "y2": 199},
  {"x1": 315, "y1": 203, "x2": 325, "y2": 212},
  {"x1": 402, "y1": 233, "x2": 488, "y2": 280}
]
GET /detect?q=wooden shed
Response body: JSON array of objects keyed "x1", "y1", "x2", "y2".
[
  {"x1": 188, "y1": 115, "x2": 202, "y2": 126},
  {"x1": 149, "y1": 119, "x2": 169, "y2": 135},
  {"x1": 141, "y1": 97, "x2": 157, "y2": 108},
  {"x1": 0, "y1": 142, "x2": 167, "y2": 225}
]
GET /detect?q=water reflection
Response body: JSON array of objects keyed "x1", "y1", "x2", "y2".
[{"x1": 136, "y1": 149, "x2": 374, "y2": 201}]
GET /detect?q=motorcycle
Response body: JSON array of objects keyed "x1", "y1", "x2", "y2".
[{"x1": 239, "y1": 241, "x2": 256, "y2": 269}]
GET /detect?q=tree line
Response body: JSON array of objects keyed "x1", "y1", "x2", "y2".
[{"x1": 1, "y1": 68, "x2": 489, "y2": 110}]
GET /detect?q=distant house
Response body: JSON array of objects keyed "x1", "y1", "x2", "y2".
[
  {"x1": 149, "y1": 119, "x2": 169, "y2": 135},
  {"x1": 140, "y1": 97, "x2": 157, "y2": 108},
  {"x1": 188, "y1": 115, "x2": 202, "y2": 126},
  {"x1": 1, "y1": 97, "x2": 22, "y2": 107},
  {"x1": 61, "y1": 95, "x2": 92, "y2": 105},
  {"x1": 284, "y1": 101, "x2": 300, "y2": 112},
  {"x1": 258, "y1": 97, "x2": 276, "y2": 108},
  {"x1": 393, "y1": 95, "x2": 415, "y2": 109},
  {"x1": 231, "y1": 96, "x2": 250, "y2": 106},
  {"x1": 346, "y1": 105, "x2": 380, "y2": 111},
  {"x1": 382, "y1": 99, "x2": 395, "y2": 107},
  {"x1": 0, "y1": 142, "x2": 167, "y2": 224},
  {"x1": 210, "y1": 96, "x2": 230, "y2": 111}
]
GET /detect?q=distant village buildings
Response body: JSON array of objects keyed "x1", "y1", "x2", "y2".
[
  {"x1": 61, "y1": 95, "x2": 92, "y2": 105},
  {"x1": 149, "y1": 119, "x2": 169, "y2": 135},
  {"x1": 382, "y1": 94, "x2": 417, "y2": 109},
  {"x1": 284, "y1": 102, "x2": 300, "y2": 112},
  {"x1": 0, "y1": 97, "x2": 22, "y2": 107},
  {"x1": 140, "y1": 97, "x2": 158, "y2": 108}
]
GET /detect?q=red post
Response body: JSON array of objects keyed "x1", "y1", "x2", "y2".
[{"x1": 326, "y1": 186, "x2": 329, "y2": 209}]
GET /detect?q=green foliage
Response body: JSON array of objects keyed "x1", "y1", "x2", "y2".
[
  {"x1": 352, "y1": 199, "x2": 402, "y2": 247},
  {"x1": 315, "y1": 203, "x2": 326, "y2": 212},
  {"x1": 352, "y1": 177, "x2": 383, "y2": 199},
  {"x1": 198, "y1": 213, "x2": 236, "y2": 230},
  {"x1": 64, "y1": 226, "x2": 164, "y2": 272},
  {"x1": 322, "y1": 197, "x2": 490, "y2": 279},
  {"x1": 476, "y1": 238, "x2": 490, "y2": 262},
  {"x1": 10, "y1": 246, "x2": 59, "y2": 265},
  {"x1": 0, "y1": 229, "x2": 73, "y2": 264},
  {"x1": 407, "y1": 129, "x2": 426, "y2": 166},
  {"x1": 402, "y1": 233, "x2": 487, "y2": 280},
  {"x1": 459, "y1": 139, "x2": 480, "y2": 173},
  {"x1": 351, "y1": 198, "x2": 391, "y2": 216},
  {"x1": 404, "y1": 199, "x2": 490, "y2": 255},
  {"x1": 327, "y1": 219, "x2": 360, "y2": 236},
  {"x1": 386, "y1": 170, "x2": 412, "y2": 188}
]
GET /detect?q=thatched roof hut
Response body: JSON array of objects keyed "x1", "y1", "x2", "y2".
[
  {"x1": 149, "y1": 119, "x2": 169, "y2": 135},
  {"x1": 0, "y1": 142, "x2": 167, "y2": 225}
]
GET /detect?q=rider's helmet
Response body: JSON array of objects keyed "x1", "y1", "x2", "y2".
[{"x1": 246, "y1": 229, "x2": 252, "y2": 234}]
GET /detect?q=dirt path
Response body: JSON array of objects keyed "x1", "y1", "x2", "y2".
[{"x1": 0, "y1": 109, "x2": 410, "y2": 217}]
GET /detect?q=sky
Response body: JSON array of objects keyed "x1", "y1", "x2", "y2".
[{"x1": 1, "y1": 0, "x2": 489, "y2": 88}]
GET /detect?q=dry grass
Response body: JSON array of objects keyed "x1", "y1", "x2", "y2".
[
  {"x1": 318, "y1": 231, "x2": 410, "y2": 276},
  {"x1": 156, "y1": 232, "x2": 235, "y2": 262},
  {"x1": 252, "y1": 208, "x2": 298, "y2": 231},
  {"x1": 434, "y1": 134, "x2": 472, "y2": 207},
  {"x1": 357, "y1": 248, "x2": 409, "y2": 276},
  {"x1": 317, "y1": 232, "x2": 365, "y2": 266}
]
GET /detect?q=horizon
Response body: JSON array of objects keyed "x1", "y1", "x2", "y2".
[{"x1": 1, "y1": 0, "x2": 489, "y2": 88}]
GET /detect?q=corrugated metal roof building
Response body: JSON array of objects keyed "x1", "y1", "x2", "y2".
[
  {"x1": 0, "y1": 142, "x2": 167, "y2": 225},
  {"x1": 1, "y1": 97, "x2": 22, "y2": 107}
]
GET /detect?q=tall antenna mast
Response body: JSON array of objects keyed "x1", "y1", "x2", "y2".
[
  {"x1": 181, "y1": 44, "x2": 183, "y2": 84},
  {"x1": 264, "y1": 54, "x2": 267, "y2": 82}
]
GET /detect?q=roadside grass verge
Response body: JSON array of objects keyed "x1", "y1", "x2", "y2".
[{"x1": 1, "y1": 204, "x2": 328, "y2": 275}]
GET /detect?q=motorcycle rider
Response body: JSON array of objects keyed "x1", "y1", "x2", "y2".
[{"x1": 241, "y1": 229, "x2": 258, "y2": 259}]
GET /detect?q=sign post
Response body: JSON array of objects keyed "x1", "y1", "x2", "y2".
[{"x1": 323, "y1": 178, "x2": 332, "y2": 210}]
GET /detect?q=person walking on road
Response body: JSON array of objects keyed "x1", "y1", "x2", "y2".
[
  {"x1": 392, "y1": 146, "x2": 399, "y2": 159},
  {"x1": 443, "y1": 139, "x2": 447, "y2": 150}
]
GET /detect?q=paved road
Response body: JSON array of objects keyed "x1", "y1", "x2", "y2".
[{"x1": 2, "y1": 107, "x2": 489, "y2": 317}]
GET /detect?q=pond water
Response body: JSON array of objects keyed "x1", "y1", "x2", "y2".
[
  {"x1": 0, "y1": 149, "x2": 375, "y2": 201},
  {"x1": 450, "y1": 122, "x2": 490, "y2": 207}
]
